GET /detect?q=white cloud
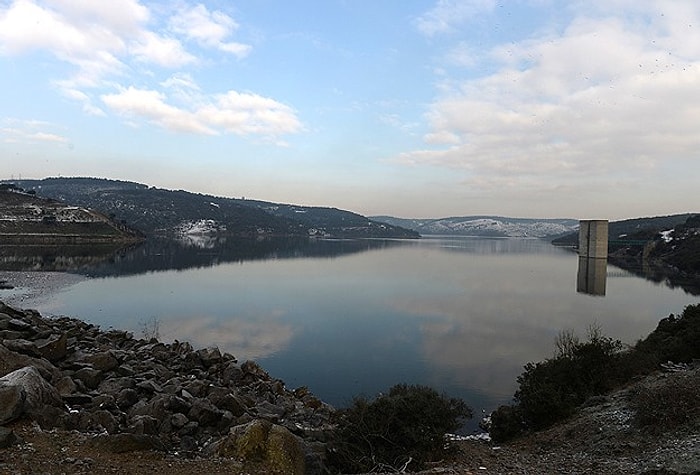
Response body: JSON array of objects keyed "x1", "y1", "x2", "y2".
[
  {"x1": 101, "y1": 86, "x2": 302, "y2": 138},
  {"x1": 402, "y1": 1, "x2": 700, "y2": 198},
  {"x1": 0, "y1": 1, "x2": 301, "y2": 141},
  {"x1": 101, "y1": 87, "x2": 216, "y2": 135},
  {"x1": 414, "y1": 0, "x2": 496, "y2": 37},
  {"x1": 169, "y1": 3, "x2": 251, "y2": 58},
  {"x1": 0, "y1": 118, "x2": 70, "y2": 145},
  {"x1": 130, "y1": 31, "x2": 196, "y2": 67}
]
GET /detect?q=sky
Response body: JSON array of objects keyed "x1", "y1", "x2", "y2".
[{"x1": 1, "y1": 0, "x2": 699, "y2": 220}]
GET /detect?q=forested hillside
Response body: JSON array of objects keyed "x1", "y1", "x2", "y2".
[{"x1": 4, "y1": 178, "x2": 418, "y2": 239}]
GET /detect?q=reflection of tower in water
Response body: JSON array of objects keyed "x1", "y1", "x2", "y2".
[{"x1": 577, "y1": 220, "x2": 608, "y2": 296}]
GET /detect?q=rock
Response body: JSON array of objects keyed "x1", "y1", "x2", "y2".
[
  {"x1": 0, "y1": 366, "x2": 63, "y2": 414},
  {"x1": 129, "y1": 415, "x2": 159, "y2": 435},
  {"x1": 36, "y1": 333, "x2": 68, "y2": 362},
  {"x1": 98, "y1": 377, "x2": 136, "y2": 396},
  {"x1": 2, "y1": 339, "x2": 41, "y2": 358},
  {"x1": 0, "y1": 344, "x2": 60, "y2": 382},
  {"x1": 8, "y1": 318, "x2": 32, "y2": 332},
  {"x1": 73, "y1": 367, "x2": 103, "y2": 390},
  {"x1": 116, "y1": 388, "x2": 139, "y2": 409},
  {"x1": 187, "y1": 397, "x2": 223, "y2": 426},
  {"x1": 208, "y1": 419, "x2": 305, "y2": 475},
  {"x1": 0, "y1": 426, "x2": 21, "y2": 449},
  {"x1": 0, "y1": 384, "x2": 26, "y2": 424},
  {"x1": 54, "y1": 375, "x2": 77, "y2": 396},
  {"x1": 87, "y1": 351, "x2": 119, "y2": 372},
  {"x1": 91, "y1": 433, "x2": 166, "y2": 453}
]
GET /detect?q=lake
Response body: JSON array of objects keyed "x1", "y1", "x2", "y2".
[{"x1": 2, "y1": 236, "x2": 697, "y2": 428}]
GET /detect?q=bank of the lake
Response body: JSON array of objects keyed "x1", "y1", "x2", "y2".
[
  {"x1": 2, "y1": 236, "x2": 698, "y2": 436},
  {"x1": 2, "y1": 299, "x2": 699, "y2": 474}
]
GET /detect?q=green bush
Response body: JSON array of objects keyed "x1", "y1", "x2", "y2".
[
  {"x1": 489, "y1": 305, "x2": 700, "y2": 442},
  {"x1": 514, "y1": 333, "x2": 624, "y2": 431},
  {"x1": 489, "y1": 404, "x2": 525, "y2": 443},
  {"x1": 634, "y1": 304, "x2": 700, "y2": 364},
  {"x1": 328, "y1": 384, "x2": 472, "y2": 473}
]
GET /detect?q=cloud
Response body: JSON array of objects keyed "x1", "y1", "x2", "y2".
[
  {"x1": 101, "y1": 86, "x2": 302, "y2": 137},
  {"x1": 169, "y1": 3, "x2": 251, "y2": 58},
  {"x1": 101, "y1": 86, "x2": 216, "y2": 135},
  {"x1": 414, "y1": 0, "x2": 496, "y2": 37},
  {"x1": 0, "y1": 118, "x2": 70, "y2": 145},
  {"x1": 130, "y1": 30, "x2": 196, "y2": 67},
  {"x1": 402, "y1": 2, "x2": 700, "y2": 197},
  {"x1": 0, "y1": 1, "x2": 301, "y2": 140}
]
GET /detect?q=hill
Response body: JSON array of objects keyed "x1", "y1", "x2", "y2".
[
  {"x1": 372, "y1": 215, "x2": 578, "y2": 238},
  {"x1": 2, "y1": 178, "x2": 418, "y2": 239},
  {"x1": 551, "y1": 213, "x2": 696, "y2": 246},
  {"x1": 0, "y1": 185, "x2": 141, "y2": 244}
]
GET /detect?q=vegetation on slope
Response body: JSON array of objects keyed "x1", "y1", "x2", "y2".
[
  {"x1": 4, "y1": 177, "x2": 419, "y2": 239},
  {"x1": 489, "y1": 303, "x2": 700, "y2": 443},
  {"x1": 0, "y1": 185, "x2": 141, "y2": 243}
]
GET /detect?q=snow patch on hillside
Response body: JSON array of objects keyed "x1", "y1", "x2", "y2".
[{"x1": 176, "y1": 219, "x2": 226, "y2": 248}]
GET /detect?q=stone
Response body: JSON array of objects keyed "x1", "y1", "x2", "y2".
[
  {"x1": 8, "y1": 318, "x2": 32, "y2": 331},
  {"x1": 0, "y1": 426, "x2": 21, "y2": 449},
  {"x1": 54, "y1": 375, "x2": 77, "y2": 396},
  {"x1": 116, "y1": 388, "x2": 139, "y2": 409},
  {"x1": 73, "y1": 367, "x2": 103, "y2": 390},
  {"x1": 0, "y1": 344, "x2": 61, "y2": 382},
  {"x1": 98, "y1": 377, "x2": 136, "y2": 396},
  {"x1": 187, "y1": 397, "x2": 223, "y2": 426},
  {"x1": 0, "y1": 383, "x2": 26, "y2": 424},
  {"x1": 87, "y1": 351, "x2": 119, "y2": 372},
  {"x1": 2, "y1": 339, "x2": 41, "y2": 358},
  {"x1": 36, "y1": 333, "x2": 68, "y2": 362},
  {"x1": 129, "y1": 415, "x2": 160, "y2": 435},
  {"x1": 0, "y1": 366, "x2": 63, "y2": 414},
  {"x1": 208, "y1": 419, "x2": 305, "y2": 475}
]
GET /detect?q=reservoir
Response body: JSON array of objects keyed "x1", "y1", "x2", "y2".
[{"x1": 1, "y1": 236, "x2": 696, "y2": 424}]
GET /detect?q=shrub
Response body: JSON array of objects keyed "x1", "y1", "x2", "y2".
[
  {"x1": 634, "y1": 304, "x2": 700, "y2": 364},
  {"x1": 514, "y1": 332, "x2": 624, "y2": 431},
  {"x1": 632, "y1": 370, "x2": 700, "y2": 434},
  {"x1": 489, "y1": 404, "x2": 525, "y2": 443},
  {"x1": 328, "y1": 384, "x2": 472, "y2": 473}
]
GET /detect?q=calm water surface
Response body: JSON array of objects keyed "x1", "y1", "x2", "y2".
[{"x1": 11, "y1": 236, "x2": 698, "y2": 423}]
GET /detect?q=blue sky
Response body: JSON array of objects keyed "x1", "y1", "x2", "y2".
[{"x1": 1, "y1": 0, "x2": 699, "y2": 219}]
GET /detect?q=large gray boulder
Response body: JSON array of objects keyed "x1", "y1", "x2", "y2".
[
  {"x1": 0, "y1": 366, "x2": 64, "y2": 416},
  {"x1": 0, "y1": 383, "x2": 25, "y2": 424},
  {"x1": 206, "y1": 419, "x2": 305, "y2": 475}
]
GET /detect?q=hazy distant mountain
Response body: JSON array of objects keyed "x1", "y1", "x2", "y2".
[
  {"x1": 4, "y1": 177, "x2": 419, "y2": 239},
  {"x1": 372, "y1": 215, "x2": 578, "y2": 238}
]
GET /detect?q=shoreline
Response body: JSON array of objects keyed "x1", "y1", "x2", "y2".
[{"x1": 0, "y1": 270, "x2": 87, "y2": 308}]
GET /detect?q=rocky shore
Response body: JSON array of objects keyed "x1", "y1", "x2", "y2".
[
  {"x1": 0, "y1": 301, "x2": 334, "y2": 474},
  {"x1": 2, "y1": 298, "x2": 699, "y2": 474}
]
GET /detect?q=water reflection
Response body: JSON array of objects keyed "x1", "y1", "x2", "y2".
[
  {"x1": 3, "y1": 236, "x2": 697, "y2": 423},
  {"x1": 577, "y1": 257, "x2": 607, "y2": 296},
  {"x1": 0, "y1": 243, "x2": 129, "y2": 272}
]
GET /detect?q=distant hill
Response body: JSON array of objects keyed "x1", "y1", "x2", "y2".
[
  {"x1": 0, "y1": 184, "x2": 141, "y2": 243},
  {"x1": 551, "y1": 214, "x2": 696, "y2": 246},
  {"x1": 372, "y1": 215, "x2": 578, "y2": 238},
  {"x1": 3, "y1": 177, "x2": 419, "y2": 239}
]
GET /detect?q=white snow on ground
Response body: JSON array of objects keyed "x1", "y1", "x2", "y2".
[
  {"x1": 176, "y1": 219, "x2": 225, "y2": 235},
  {"x1": 660, "y1": 229, "x2": 674, "y2": 243},
  {"x1": 422, "y1": 218, "x2": 576, "y2": 238},
  {"x1": 176, "y1": 219, "x2": 226, "y2": 249}
]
